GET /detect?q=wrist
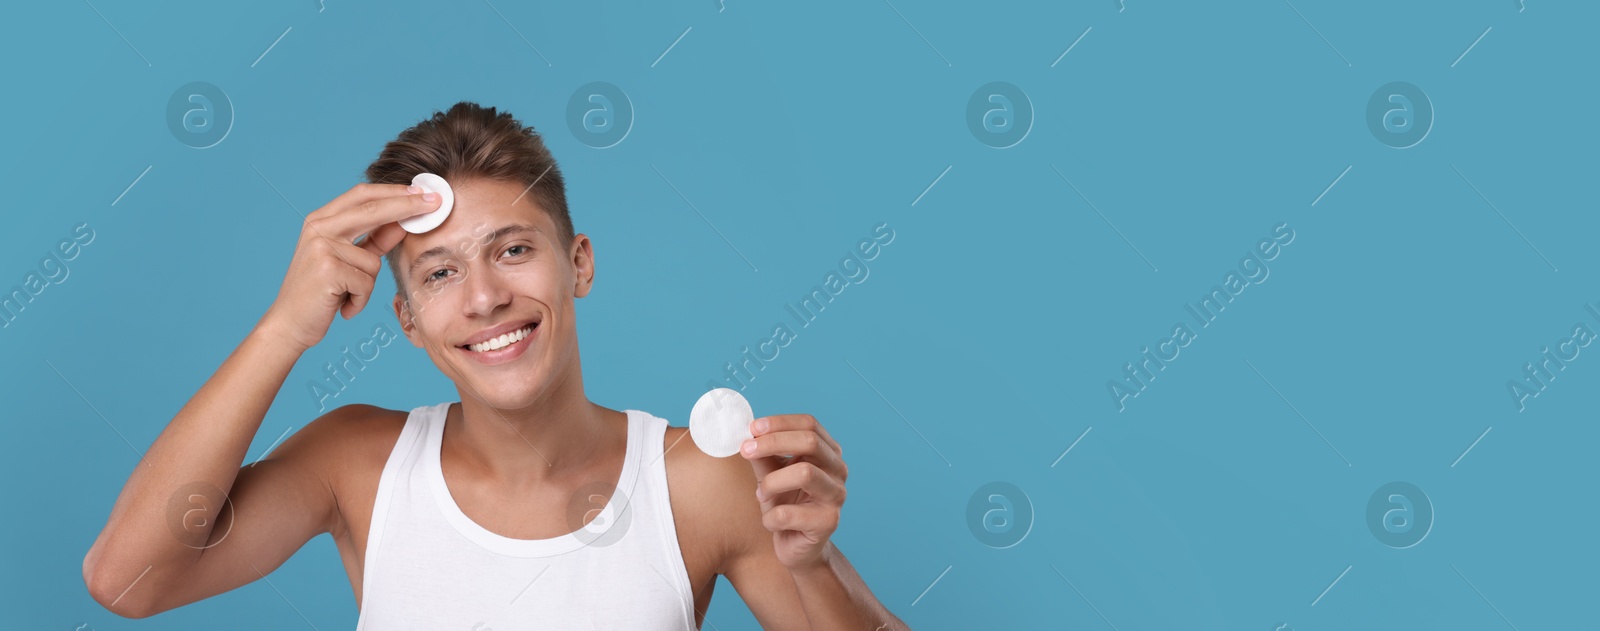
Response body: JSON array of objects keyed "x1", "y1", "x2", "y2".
[
  {"x1": 252, "y1": 312, "x2": 313, "y2": 356},
  {"x1": 786, "y1": 544, "x2": 837, "y2": 582}
]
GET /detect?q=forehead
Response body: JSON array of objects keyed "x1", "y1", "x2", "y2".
[{"x1": 398, "y1": 177, "x2": 552, "y2": 258}]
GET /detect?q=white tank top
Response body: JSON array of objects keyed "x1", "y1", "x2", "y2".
[{"x1": 355, "y1": 402, "x2": 699, "y2": 630}]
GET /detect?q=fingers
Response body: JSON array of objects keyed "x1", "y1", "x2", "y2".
[
  {"x1": 742, "y1": 424, "x2": 845, "y2": 481},
  {"x1": 356, "y1": 221, "x2": 410, "y2": 258},
  {"x1": 316, "y1": 235, "x2": 383, "y2": 278},
  {"x1": 309, "y1": 236, "x2": 382, "y2": 319},
  {"x1": 761, "y1": 503, "x2": 838, "y2": 538},
  {"x1": 752, "y1": 414, "x2": 843, "y2": 458},
  {"x1": 746, "y1": 453, "x2": 787, "y2": 484},
  {"x1": 324, "y1": 182, "x2": 413, "y2": 211},
  {"x1": 337, "y1": 265, "x2": 373, "y2": 320},
  {"x1": 308, "y1": 183, "x2": 441, "y2": 242},
  {"x1": 756, "y1": 461, "x2": 845, "y2": 505}
]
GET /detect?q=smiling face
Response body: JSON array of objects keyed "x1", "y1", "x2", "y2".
[{"x1": 390, "y1": 176, "x2": 594, "y2": 410}]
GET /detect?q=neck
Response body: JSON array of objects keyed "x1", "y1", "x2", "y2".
[{"x1": 446, "y1": 354, "x2": 615, "y2": 484}]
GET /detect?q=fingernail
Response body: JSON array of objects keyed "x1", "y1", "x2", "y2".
[
  {"x1": 755, "y1": 486, "x2": 766, "y2": 501},
  {"x1": 423, "y1": 192, "x2": 439, "y2": 201},
  {"x1": 740, "y1": 439, "x2": 756, "y2": 456},
  {"x1": 752, "y1": 419, "x2": 768, "y2": 435},
  {"x1": 406, "y1": 185, "x2": 421, "y2": 194}
]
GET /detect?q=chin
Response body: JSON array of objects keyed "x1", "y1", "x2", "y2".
[
  {"x1": 453, "y1": 365, "x2": 549, "y2": 411},
  {"x1": 479, "y1": 389, "x2": 546, "y2": 412}
]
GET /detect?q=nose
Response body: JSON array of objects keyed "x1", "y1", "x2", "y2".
[{"x1": 460, "y1": 263, "x2": 513, "y2": 318}]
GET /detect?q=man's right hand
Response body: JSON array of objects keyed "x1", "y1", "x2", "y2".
[
  {"x1": 83, "y1": 183, "x2": 441, "y2": 619},
  {"x1": 261, "y1": 183, "x2": 440, "y2": 352}
]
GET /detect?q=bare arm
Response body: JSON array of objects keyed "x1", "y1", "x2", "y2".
[
  {"x1": 726, "y1": 537, "x2": 908, "y2": 630},
  {"x1": 786, "y1": 542, "x2": 908, "y2": 630},
  {"x1": 81, "y1": 317, "x2": 315, "y2": 618},
  {"x1": 81, "y1": 183, "x2": 441, "y2": 617}
]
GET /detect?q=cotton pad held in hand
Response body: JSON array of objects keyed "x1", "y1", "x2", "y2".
[
  {"x1": 400, "y1": 172, "x2": 454, "y2": 234},
  {"x1": 689, "y1": 388, "x2": 755, "y2": 458}
]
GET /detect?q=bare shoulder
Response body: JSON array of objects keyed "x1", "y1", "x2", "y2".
[
  {"x1": 272, "y1": 403, "x2": 412, "y2": 538},
  {"x1": 661, "y1": 424, "x2": 765, "y2": 571},
  {"x1": 661, "y1": 424, "x2": 760, "y2": 507},
  {"x1": 278, "y1": 404, "x2": 410, "y2": 470}
]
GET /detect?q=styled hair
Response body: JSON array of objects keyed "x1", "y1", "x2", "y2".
[{"x1": 364, "y1": 101, "x2": 572, "y2": 293}]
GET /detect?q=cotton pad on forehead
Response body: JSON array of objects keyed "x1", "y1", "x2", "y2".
[
  {"x1": 689, "y1": 388, "x2": 755, "y2": 458},
  {"x1": 399, "y1": 172, "x2": 454, "y2": 234}
]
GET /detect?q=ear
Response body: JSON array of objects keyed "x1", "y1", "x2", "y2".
[
  {"x1": 571, "y1": 234, "x2": 596, "y2": 299},
  {"x1": 393, "y1": 292, "x2": 423, "y2": 347}
]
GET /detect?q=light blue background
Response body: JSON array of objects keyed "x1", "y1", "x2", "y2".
[{"x1": 3, "y1": 1, "x2": 1595, "y2": 629}]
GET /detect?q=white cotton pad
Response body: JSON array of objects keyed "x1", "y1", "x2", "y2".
[
  {"x1": 689, "y1": 388, "x2": 756, "y2": 458},
  {"x1": 400, "y1": 172, "x2": 454, "y2": 234}
]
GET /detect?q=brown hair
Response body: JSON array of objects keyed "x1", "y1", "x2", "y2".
[{"x1": 365, "y1": 101, "x2": 572, "y2": 293}]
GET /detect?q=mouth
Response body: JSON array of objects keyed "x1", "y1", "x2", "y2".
[{"x1": 457, "y1": 320, "x2": 540, "y2": 364}]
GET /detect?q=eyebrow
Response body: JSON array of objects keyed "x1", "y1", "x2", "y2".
[{"x1": 407, "y1": 224, "x2": 543, "y2": 276}]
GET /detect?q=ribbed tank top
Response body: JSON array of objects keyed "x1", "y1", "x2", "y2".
[{"x1": 355, "y1": 402, "x2": 698, "y2": 630}]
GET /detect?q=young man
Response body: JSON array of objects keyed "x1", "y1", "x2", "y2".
[{"x1": 82, "y1": 102, "x2": 906, "y2": 629}]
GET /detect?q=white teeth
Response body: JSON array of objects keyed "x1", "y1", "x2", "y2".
[{"x1": 467, "y1": 325, "x2": 533, "y2": 353}]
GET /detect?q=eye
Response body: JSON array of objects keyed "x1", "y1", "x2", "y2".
[
  {"x1": 424, "y1": 268, "x2": 455, "y2": 284},
  {"x1": 503, "y1": 244, "x2": 532, "y2": 258}
]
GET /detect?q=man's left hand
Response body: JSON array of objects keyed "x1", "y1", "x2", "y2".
[{"x1": 740, "y1": 414, "x2": 848, "y2": 571}]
